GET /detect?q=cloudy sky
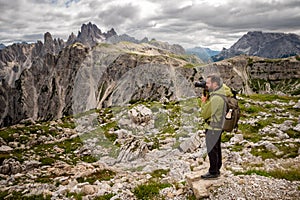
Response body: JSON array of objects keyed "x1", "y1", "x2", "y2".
[{"x1": 1, "y1": 0, "x2": 300, "y2": 50}]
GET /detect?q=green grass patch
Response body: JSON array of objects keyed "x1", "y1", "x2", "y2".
[
  {"x1": 233, "y1": 168, "x2": 300, "y2": 181},
  {"x1": 94, "y1": 193, "x2": 115, "y2": 200},
  {"x1": 246, "y1": 94, "x2": 296, "y2": 102},
  {"x1": 238, "y1": 124, "x2": 262, "y2": 142},
  {"x1": 67, "y1": 192, "x2": 84, "y2": 200},
  {"x1": 221, "y1": 133, "x2": 234, "y2": 143},
  {"x1": 230, "y1": 144, "x2": 243, "y2": 152},
  {"x1": 0, "y1": 153, "x2": 10, "y2": 164},
  {"x1": 57, "y1": 136, "x2": 83, "y2": 154},
  {"x1": 133, "y1": 181, "x2": 172, "y2": 200},
  {"x1": 244, "y1": 105, "x2": 260, "y2": 114},
  {"x1": 183, "y1": 63, "x2": 195, "y2": 68},
  {"x1": 59, "y1": 116, "x2": 76, "y2": 129},
  {"x1": 144, "y1": 137, "x2": 160, "y2": 150},
  {"x1": 76, "y1": 169, "x2": 116, "y2": 184},
  {"x1": 276, "y1": 143, "x2": 299, "y2": 158},
  {"x1": 285, "y1": 129, "x2": 300, "y2": 139},
  {"x1": 102, "y1": 121, "x2": 119, "y2": 142},
  {"x1": 150, "y1": 169, "x2": 170, "y2": 179},
  {"x1": 39, "y1": 157, "x2": 56, "y2": 166},
  {"x1": 255, "y1": 117, "x2": 285, "y2": 129},
  {"x1": 80, "y1": 155, "x2": 98, "y2": 163},
  {"x1": 154, "y1": 113, "x2": 168, "y2": 129},
  {"x1": 250, "y1": 142, "x2": 299, "y2": 160},
  {"x1": 250, "y1": 146, "x2": 277, "y2": 160}
]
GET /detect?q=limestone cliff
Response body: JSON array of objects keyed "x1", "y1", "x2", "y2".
[
  {"x1": 211, "y1": 55, "x2": 300, "y2": 95},
  {"x1": 0, "y1": 41, "x2": 201, "y2": 127},
  {"x1": 213, "y1": 31, "x2": 300, "y2": 61}
]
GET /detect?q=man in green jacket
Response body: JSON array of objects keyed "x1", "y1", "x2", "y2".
[{"x1": 200, "y1": 74, "x2": 232, "y2": 179}]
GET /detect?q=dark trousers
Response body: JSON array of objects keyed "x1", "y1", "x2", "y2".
[{"x1": 205, "y1": 129, "x2": 222, "y2": 174}]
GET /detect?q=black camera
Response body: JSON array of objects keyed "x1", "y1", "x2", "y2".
[
  {"x1": 194, "y1": 80, "x2": 206, "y2": 88},
  {"x1": 194, "y1": 80, "x2": 209, "y2": 97}
]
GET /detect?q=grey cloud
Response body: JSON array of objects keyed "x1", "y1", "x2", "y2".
[
  {"x1": 98, "y1": 3, "x2": 140, "y2": 26},
  {"x1": 1, "y1": 0, "x2": 300, "y2": 50}
]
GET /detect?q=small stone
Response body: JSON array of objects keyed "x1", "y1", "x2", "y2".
[
  {"x1": 0, "y1": 145, "x2": 13, "y2": 153},
  {"x1": 81, "y1": 185, "x2": 98, "y2": 195}
]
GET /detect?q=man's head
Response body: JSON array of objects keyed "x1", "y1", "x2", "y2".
[{"x1": 206, "y1": 75, "x2": 222, "y2": 91}]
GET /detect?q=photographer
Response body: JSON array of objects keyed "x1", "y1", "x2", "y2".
[{"x1": 197, "y1": 74, "x2": 233, "y2": 179}]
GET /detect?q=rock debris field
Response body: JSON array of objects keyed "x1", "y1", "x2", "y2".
[{"x1": 0, "y1": 95, "x2": 300, "y2": 199}]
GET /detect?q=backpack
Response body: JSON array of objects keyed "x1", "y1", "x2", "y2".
[{"x1": 211, "y1": 93, "x2": 240, "y2": 133}]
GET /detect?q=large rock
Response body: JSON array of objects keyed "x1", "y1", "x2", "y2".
[
  {"x1": 0, "y1": 158, "x2": 23, "y2": 175},
  {"x1": 128, "y1": 105, "x2": 153, "y2": 125}
]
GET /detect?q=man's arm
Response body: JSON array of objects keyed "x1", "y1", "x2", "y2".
[{"x1": 200, "y1": 95, "x2": 212, "y2": 120}]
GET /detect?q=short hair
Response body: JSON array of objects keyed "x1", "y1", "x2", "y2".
[{"x1": 207, "y1": 74, "x2": 222, "y2": 86}]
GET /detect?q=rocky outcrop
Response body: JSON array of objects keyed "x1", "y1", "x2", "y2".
[
  {"x1": 213, "y1": 31, "x2": 300, "y2": 61},
  {"x1": 0, "y1": 32, "x2": 66, "y2": 87},
  {"x1": 0, "y1": 40, "x2": 201, "y2": 127},
  {"x1": 0, "y1": 43, "x2": 89, "y2": 127},
  {"x1": 73, "y1": 42, "x2": 198, "y2": 113},
  {"x1": 201, "y1": 55, "x2": 300, "y2": 95}
]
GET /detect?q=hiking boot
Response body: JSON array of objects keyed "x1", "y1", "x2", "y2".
[{"x1": 200, "y1": 172, "x2": 220, "y2": 179}]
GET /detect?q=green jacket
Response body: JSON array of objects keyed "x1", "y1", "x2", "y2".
[{"x1": 201, "y1": 84, "x2": 233, "y2": 130}]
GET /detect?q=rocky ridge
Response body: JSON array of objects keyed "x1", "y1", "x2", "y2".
[
  {"x1": 1, "y1": 24, "x2": 300, "y2": 130},
  {"x1": 1, "y1": 40, "x2": 300, "y2": 128},
  {"x1": 0, "y1": 94, "x2": 299, "y2": 199},
  {"x1": 213, "y1": 31, "x2": 300, "y2": 61}
]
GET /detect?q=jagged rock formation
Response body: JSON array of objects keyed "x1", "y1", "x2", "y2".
[
  {"x1": 213, "y1": 31, "x2": 300, "y2": 61},
  {"x1": 1, "y1": 23, "x2": 300, "y2": 128},
  {"x1": 74, "y1": 22, "x2": 116, "y2": 47},
  {"x1": 0, "y1": 39, "x2": 202, "y2": 127},
  {"x1": 0, "y1": 43, "x2": 89, "y2": 127}
]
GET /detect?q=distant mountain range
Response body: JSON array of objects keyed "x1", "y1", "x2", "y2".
[
  {"x1": 212, "y1": 31, "x2": 300, "y2": 61},
  {"x1": 186, "y1": 47, "x2": 220, "y2": 63}
]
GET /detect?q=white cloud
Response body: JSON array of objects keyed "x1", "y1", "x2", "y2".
[{"x1": 0, "y1": 0, "x2": 300, "y2": 50}]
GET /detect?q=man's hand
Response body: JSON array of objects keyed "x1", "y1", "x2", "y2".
[{"x1": 201, "y1": 95, "x2": 208, "y2": 103}]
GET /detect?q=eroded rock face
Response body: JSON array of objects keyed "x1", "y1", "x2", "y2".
[
  {"x1": 210, "y1": 55, "x2": 300, "y2": 95},
  {"x1": 0, "y1": 43, "x2": 89, "y2": 127},
  {"x1": 213, "y1": 31, "x2": 300, "y2": 61}
]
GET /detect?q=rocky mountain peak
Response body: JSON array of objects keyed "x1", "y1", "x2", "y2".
[
  {"x1": 76, "y1": 22, "x2": 105, "y2": 47},
  {"x1": 104, "y1": 28, "x2": 117, "y2": 38},
  {"x1": 41, "y1": 32, "x2": 65, "y2": 55},
  {"x1": 66, "y1": 32, "x2": 77, "y2": 46},
  {"x1": 213, "y1": 31, "x2": 300, "y2": 61}
]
